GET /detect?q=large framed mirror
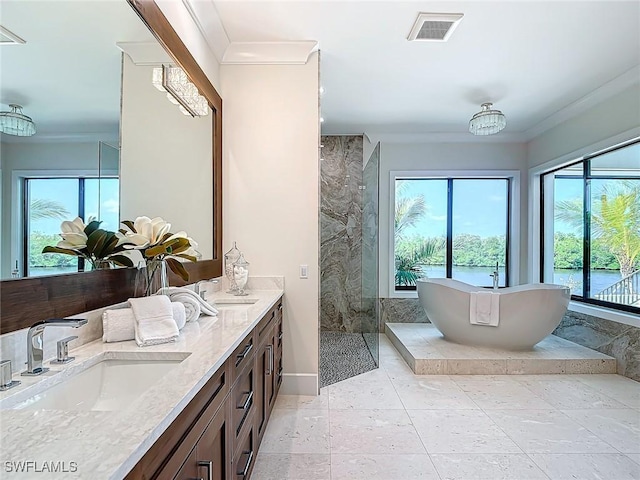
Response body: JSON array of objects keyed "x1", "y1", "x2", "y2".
[{"x1": 0, "y1": 0, "x2": 222, "y2": 335}]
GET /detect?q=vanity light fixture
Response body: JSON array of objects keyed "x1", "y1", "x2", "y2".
[
  {"x1": 152, "y1": 65, "x2": 209, "y2": 117},
  {"x1": 468, "y1": 102, "x2": 507, "y2": 136},
  {"x1": 0, "y1": 104, "x2": 36, "y2": 136}
]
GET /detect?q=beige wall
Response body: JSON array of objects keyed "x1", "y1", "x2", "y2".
[
  {"x1": 120, "y1": 55, "x2": 213, "y2": 260},
  {"x1": 220, "y1": 53, "x2": 320, "y2": 395},
  {"x1": 527, "y1": 84, "x2": 640, "y2": 168}
]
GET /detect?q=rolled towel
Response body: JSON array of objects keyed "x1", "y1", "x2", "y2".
[
  {"x1": 129, "y1": 295, "x2": 179, "y2": 347},
  {"x1": 102, "y1": 302, "x2": 187, "y2": 343},
  {"x1": 178, "y1": 294, "x2": 201, "y2": 323},
  {"x1": 163, "y1": 286, "x2": 218, "y2": 319}
]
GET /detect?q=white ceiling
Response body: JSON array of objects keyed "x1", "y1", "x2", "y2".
[
  {"x1": 0, "y1": 0, "x2": 155, "y2": 141},
  {"x1": 213, "y1": 0, "x2": 640, "y2": 138}
]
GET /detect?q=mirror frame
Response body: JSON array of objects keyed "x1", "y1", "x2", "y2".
[{"x1": 0, "y1": 0, "x2": 223, "y2": 336}]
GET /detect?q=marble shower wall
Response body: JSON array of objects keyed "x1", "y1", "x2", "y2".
[
  {"x1": 379, "y1": 298, "x2": 430, "y2": 331},
  {"x1": 554, "y1": 311, "x2": 640, "y2": 381},
  {"x1": 320, "y1": 136, "x2": 363, "y2": 332}
]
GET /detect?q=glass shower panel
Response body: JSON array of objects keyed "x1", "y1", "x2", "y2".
[{"x1": 361, "y1": 143, "x2": 380, "y2": 367}]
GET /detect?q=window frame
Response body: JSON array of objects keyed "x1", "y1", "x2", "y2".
[
  {"x1": 539, "y1": 139, "x2": 640, "y2": 315},
  {"x1": 19, "y1": 173, "x2": 119, "y2": 276},
  {"x1": 389, "y1": 170, "x2": 521, "y2": 297}
]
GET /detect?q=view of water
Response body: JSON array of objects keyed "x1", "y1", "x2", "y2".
[{"x1": 419, "y1": 265, "x2": 622, "y2": 295}]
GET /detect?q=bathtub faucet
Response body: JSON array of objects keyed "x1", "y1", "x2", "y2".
[{"x1": 489, "y1": 263, "x2": 499, "y2": 289}]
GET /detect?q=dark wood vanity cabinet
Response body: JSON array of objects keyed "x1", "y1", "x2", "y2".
[{"x1": 125, "y1": 296, "x2": 283, "y2": 480}]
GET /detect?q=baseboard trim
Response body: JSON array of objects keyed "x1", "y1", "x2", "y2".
[{"x1": 280, "y1": 373, "x2": 318, "y2": 395}]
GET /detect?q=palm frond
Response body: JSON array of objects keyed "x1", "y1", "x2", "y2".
[{"x1": 29, "y1": 199, "x2": 70, "y2": 221}]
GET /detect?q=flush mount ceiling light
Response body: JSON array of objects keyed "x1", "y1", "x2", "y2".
[
  {"x1": 0, "y1": 104, "x2": 36, "y2": 136},
  {"x1": 152, "y1": 65, "x2": 209, "y2": 117},
  {"x1": 408, "y1": 12, "x2": 464, "y2": 42},
  {"x1": 468, "y1": 103, "x2": 507, "y2": 136}
]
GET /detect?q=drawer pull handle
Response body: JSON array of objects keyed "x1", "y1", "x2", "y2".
[
  {"x1": 235, "y1": 343, "x2": 253, "y2": 366},
  {"x1": 237, "y1": 390, "x2": 254, "y2": 411},
  {"x1": 265, "y1": 345, "x2": 274, "y2": 375},
  {"x1": 237, "y1": 450, "x2": 254, "y2": 478},
  {"x1": 198, "y1": 460, "x2": 213, "y2": 480}
]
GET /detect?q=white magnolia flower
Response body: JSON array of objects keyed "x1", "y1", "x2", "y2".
[
  {"x1": 123, "y1": 216, "x2": 171, "y2": 249},
  {"x1": 57, "y1": 217, "x2": 88, "y2": 250}
]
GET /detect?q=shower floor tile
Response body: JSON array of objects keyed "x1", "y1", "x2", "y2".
[{"x1": 385, "y1": 323, "x2": 616, "y2": 376}]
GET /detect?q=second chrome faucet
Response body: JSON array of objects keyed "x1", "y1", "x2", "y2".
[{"x1": 22, "y1": 318, "x2": 87, "y2": 376}]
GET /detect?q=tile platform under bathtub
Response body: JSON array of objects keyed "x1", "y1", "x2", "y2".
[{"x1": 385, "y1": 323, "x2": 617, "y2": 375}]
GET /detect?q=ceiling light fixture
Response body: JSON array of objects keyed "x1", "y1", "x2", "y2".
[
  {"x1": 468, "y1": 103, "x2": 506, "y2": 136},
  {"x1": 0, "y1": 104, "x2": 36, "y2": 136},
  {"x1": 152, "y1": 65, "x2": 209, "y2": 117}
]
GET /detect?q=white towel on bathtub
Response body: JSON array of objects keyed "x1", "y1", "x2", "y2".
[{"x1": 470, "y1": 291, "x2": 500, "y2": 326}]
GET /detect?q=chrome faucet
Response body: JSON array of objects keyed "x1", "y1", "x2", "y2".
[
  {"x1": 489, "y1": 262, "x2": 500, "y2": 290},
  {"x1": 22, "y1": 318, "x2": 87, "y2": 376}
]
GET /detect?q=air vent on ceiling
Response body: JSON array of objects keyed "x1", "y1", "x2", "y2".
[
  {"x1": 0, "y1": 26, "x2": 26, "y2": 45},
  {"x1": 408, "y1": 13, "x2": 464, "y2": 42}
]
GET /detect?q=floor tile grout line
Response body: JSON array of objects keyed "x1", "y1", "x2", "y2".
[{"x1": 556, "y1": 407, "x2": 637, "y2": 455}]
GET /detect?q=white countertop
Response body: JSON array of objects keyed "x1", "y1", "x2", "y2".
[{"x1": 0, "y1": 288, "x2": 283, "y2": 479}]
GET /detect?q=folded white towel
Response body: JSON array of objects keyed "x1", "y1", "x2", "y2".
[
  {"x1": 102, "y1": 302, "x2": 186, "y2": 343},
  {"x1": 129, "y1": 295, "x2": 179, "y2": 347},
  {"x1": 163, "y1": 286, "x2": 218, "y2": 319},
  {"x1": 469, "y1": 291, "x2": 500, "y2": 327}
]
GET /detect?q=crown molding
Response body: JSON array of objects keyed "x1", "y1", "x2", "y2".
[
  {"x1": 181, "y1": 0, "x2": 229, "y2": 63},
  {"x1": 222, "y1": 41, "x2": 318, "y2": 65},
  {"x1": 358, "y1": 131, "x2": 527, "y2": 144},
  {"x1": 116, "y1": 41, "x2": 171, "y2": 65},
  {"x1": 0, "y1": 132, "x2": 118, "y2": 144},
  {"x1": 523, "y1": 65, "x2": 640, "y2": 141}
]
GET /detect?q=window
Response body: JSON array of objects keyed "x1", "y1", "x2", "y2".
[
  {"x1": 394, "y1": 176, "x2": 511, "y2": 291},
  {"x1": 25, "y1": 177, "x2": 120, "y2": 277},
  {"x1": 540, "y1": 140, "x2": 640, "y2": 313}
]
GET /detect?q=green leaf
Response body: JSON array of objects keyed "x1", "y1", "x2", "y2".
[
  {"x1": 145, "y1": 243, "x2": 169, "y2": 258},
  {"x1": 169, "y1": 238, "x2": 191, "y2": 254},
  {"x1": 174, "y1": 253, "x2": 198, "y2": 263},
  {"x1": 84, "y1": 220, "x2": 103, "y2": 237},
  {"x1": 42, "y1": 246, "x2": 82, "y2": 257},
  {"x1": 99, "y1": 233, "x2": 119, "y2": 257},
  {"x1": 86, "y1": 229, "x2": 109, "y2": 256},
  {"x1": 122, "y1": 220, "x2": 136, "y2": 233},
  {"x1": 166, "y1": 257, "x2": 189, "y2": 281},
  {"x1": 107, "y1": 255, "x2": 134, "y2": 267}
]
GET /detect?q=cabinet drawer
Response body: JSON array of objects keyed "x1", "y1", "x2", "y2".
[
  {"x1": 230, "y1": 333, "x2": 255, "y2": 384},
  {"x1": 126, "y1": 366, "x2": 229, "y2": 480},
  {"x1": 233, "y1": 423, "x2": 256, "y2": 480},
  {"x1": 256, "y1": 308, "x2": 276, "y2": 344},
  {"x1": 232, "y1": 362, "x2": 255, "y2": 440}
]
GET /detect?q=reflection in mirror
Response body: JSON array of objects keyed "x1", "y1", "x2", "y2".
[{"x1": 0, "y1": 0, "x2": 154, "y2": 279}]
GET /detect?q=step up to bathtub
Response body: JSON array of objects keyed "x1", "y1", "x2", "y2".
[{"x1": 385, "y1": 323, "x2": 617, "y2": 375}]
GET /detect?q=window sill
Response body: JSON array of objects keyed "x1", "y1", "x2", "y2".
[{"x1": 568, "y1": 301, "x2": 640, "y2": 328}]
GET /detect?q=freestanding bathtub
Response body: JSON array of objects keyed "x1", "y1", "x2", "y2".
[{"x1": 416, "y1": 278, "x2": 571, "y2": 350}]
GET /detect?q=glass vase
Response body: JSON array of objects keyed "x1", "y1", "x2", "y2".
[
  {"x1": 224, "y1": 241, "x2": 241, "y2": 294},
  {"x1": 233, "y1": 253, "x2": 250, "y2": 296},
  {"x1": 134, "y1": 259, "x2": 168, "y2": 297}
]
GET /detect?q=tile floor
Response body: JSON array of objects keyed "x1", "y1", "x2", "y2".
[{"x1": 251, "y1": 334, "x2": 640, "y2": 480}]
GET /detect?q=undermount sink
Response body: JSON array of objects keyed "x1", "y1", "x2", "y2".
[
  {"x1": 8, "y1": 352, "x2": 190, "y2": 411},
  {"x1": 213, "y1": 297, "x2": 258, "y2": 305}
]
